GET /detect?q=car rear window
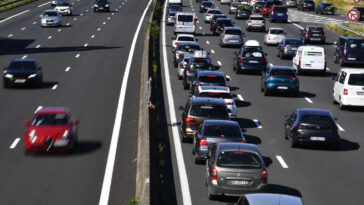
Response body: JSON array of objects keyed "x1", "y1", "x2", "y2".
[
  {"x1": 178, "y1": 15, "x2": 193, "y2": 22},
  {"x1": 178, "y1": 45, "x2": 200, "y2": 52},
  {"x1": 190, "y1": 62, "x2": 214, "y2": 71},
  {"x1": 243, "y1": 51, "x2": 264, "y2": 58},
  {"x1": 309, "y1": 27, "x2": 323, "y2": 33},
  {"x1": 217, "y1": 20, "x2": 233, "y2": 26},
  {"x1": 270, "y1": 29, "x2": 284, "y2": 35},
  {"x1": 285, "y1": 39, "x2": 303, "y2": 45},
  {"x1": 348, "y1": 74, "x2": 364, "y2": 86},
  {"x1": 250, "y1": 16, "x2": 264, "y2": 20},
  {"x1": 204, "y1": 124, "x2": 241, "y2": 137},
  {"x1": 225, "y1": 29, "x2": 241, "y2": 35},
  {"x1": 169, "y1": 13, "x2": 176, "y2": 17},
  {"x1": 178, "y1": 36, "x2": 194, "y2": 41},
  {"x1": 198, "y1": 92, "x2": 232, "y2": 99},
  {"x1": 198, "y1": 76, "x2": 226, "y2": 83},
  {"x1": 273, "y1": 7, "x2": 287, "y2": 12},
  {"x1": 270, "y1": 69, "x2": 295, "y2": 76},
  {"x1": 189, "y1": 104, "x2": 228, "y2": 118},
  {"x1": 347, "y1": 39, "x2": 364, "y2": 49},
  {"x1": 301, "y1": 115, "x2": 335, "y2": 125},
  {"x1": 208, "y1": 10, "x2": 222, "y2": 14},
  {"x1": 44, "y1": 12, "x2": 58, "y2": 16},
  {"x1": 217, "y1": 151, "x2": 262, "y2": 169}
]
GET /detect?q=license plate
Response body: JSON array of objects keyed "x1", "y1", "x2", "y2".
[
  {"x1": 357, "y1": 92, "x2": 364, "y2": 95},
  {"x1": 307, "y1": 4, "x2": 312, "y2": 6},
  {"x1": 15, "y1": 79, "x2": 26, "y2": 83},
  {"x1": 249, "y1": 60, "x2": 258, "y2": 63},
  {"x1": 291, "y1": 48, "x2": 297, "y2": 50},
  {"x1": 277, "y1": 86, "x2": 288, "y2": 90},
  {"x1": 305, "y1": 64, "x2": 311, "y2": 67},
  {"x1": 312, "y1": 34, "x2": 320, "y2": 36},
  {"x1": 310, "y1": 136, "x2": 325, "y2": 141},
  {"x1": 310, "y1": 38, "x2": 321, "y2": 41},
  {"x1": 277, "y1": 13, "x2": 283, "y2": 16},
  {"x1": 230, "y1": 40, "x2": 238, "y2": 43},
  {"x1": 230, "y1": 180, "x2": 249, "y2": 185}
]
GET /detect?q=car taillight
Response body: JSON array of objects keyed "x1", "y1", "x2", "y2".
[
  {"x1": 195, "y1": 82, "x2": 200, "y2": 86},
  {"x1": 225, "y1": 101, "x2": 234, "y2": 105},
  {"x1": 263, "y1": 57, "x2": 268, "y2": 63},
  {"x1": 297, "y1": 124, "x2": 308, "y2": 129},
  {"x1": 240, "y1": 140, "x2": 245, "y2": 143},
  {"x1": 261, "y1": 170, "x2": 267, "y2": 183},
  {"x1": 299, "y1": 56, "x2": 302, "y2": 61},
  {"x1": 225, "y1": 84, "x2": 229, "y2": 87},
  {"x1": 344, "y1": 89, "x2": 348, "y2": 95},
  {"x1": 268, "y1": 35, "x2": 271, "y2": 40},
  {"x1": 284, "y1": 46, "x2": 290, "y2": 50},
  {"x1": 175, "y1": 42, "x2": 178, "y2": 45},
  {"x1": 323, "y1": 31, "x2": 326, "y2": 36},
  {"x1": 199, "y1": 138, "x2": 207, "y2": 146},
  {"x1": 248, "y1": 20, "x2": 252, "y2": 23},
  {"x1": 289, "y1": 77, "x2": 297, "y2": 80},
  {"x1": 239, "y1": 56, "x2": 246, "y2": 62},
  {"x1": 186, "y1": 70, "x2": 190, "y2": 74},
  {"x1": 207, "y1": 14, "x2": 211, "y2": 16},
  {"x1": 211, "y1": 167, "x2": 218, "y2": 180},
  {"x1": 268, "y1": 76, "x2": 276, "y2": 79},
  {"x1": 238, "y1": 10, "x2": 241, "y2": 13},
  {"x1": 344, "y1": 47, "x2": 347, "y2": 56},
  {"x1": 168, "y1": 16, "x2": 171, "y2": 19},
  {"x1": 175, "y1": 18, "x2": 177, "y2": 23},
  {"x1": 185, "y1": 117, "x2": 197, "y2": 123},
  {"x1": 305, "y1": 30, "x2": 309, "y2": 36},
  {"x1": 215, "y1": 23, "x2": 219, "y2": 26}
]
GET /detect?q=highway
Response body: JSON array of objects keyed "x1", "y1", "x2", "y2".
[
  {"x1": 0, "y1": 0, "x2": 150, "y2": 204},
  {"x1": 161, "y1": 1, "x2": 364, "y2": 205}
]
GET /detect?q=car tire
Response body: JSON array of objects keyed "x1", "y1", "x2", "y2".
[
  {"x1": 178, "y1": 74, "x2": 182, "y2": 80},
  {"x1": 3, "y1": 81, "x2": 8, "y2": 89},
  {"x1": 181, "y1": 135, "x2": 188, "y2": 143},
  {"x1": 291, "y1": 138, "x2": 298, "y2": 148},
  {"x1": 264, "y1": 87, "x2": 270, "y2": 96},
  {"x1": 339, "y1": 57, "x2": 345, "y2": 66},
  {"x1": 292, "y1": 90, "x2": 299, "y2": 97},
  {"x1": 280, "y1": 52, "x2": 284, "y2": 59},
  {"x1": 334, "y1": 55, "x2": 339, "y2": 64},
  {"x1": 183, "y1": 82, "x2": 189, "y2": 90},
  {"x1": 332, "y1": 95, "x2": 338, "y2": 104}
]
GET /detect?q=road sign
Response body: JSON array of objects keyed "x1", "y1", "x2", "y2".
[
  {"x1": 354, "y1": 0, "x2": 360, "y2": 3},
  {"x1": 347, "y1": 9, "x2": 360, "y2": 22}
]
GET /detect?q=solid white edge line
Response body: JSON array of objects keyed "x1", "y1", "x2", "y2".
[
  {"x1": 253, "y1": 119, "x2": 262, "y2": 128},
  {"x1": 237, "y1": 94, "x2": 244, "y2": 101},
  {"x1": 336, "y1": 123, "x2": 345, "y2": 132},
  {"x1": 304, "y1": 97, "x2": 313, "y2": 103},
  {"x1": 288, "y1": 20, "x2": 304, "y2": 30},
  {"x1": 276, "y1": 156, "x2": 289, "y2": 168},
  {"x1": 10, "y1": 138, "x2": 21, "y2": 149},
  {"x1": 0, "y1": 10, "x2": 30, "y2": 23},
  {"x1": 162, "y1": 1, "x2": 192, "y2": 205},
  {"x1": 98, "y1": 0, "x2": 152, "y2": 204},
  {"x1": 37, "y1": 2, "x2": 50, "y2": 7}
]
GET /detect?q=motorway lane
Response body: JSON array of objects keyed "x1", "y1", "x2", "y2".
[
  {"x1": 162, "y1": 0, "x2": 364, "y2": 204},
  {"x1": 0, "y1": 0, "x2": 149, "y2": 204}
]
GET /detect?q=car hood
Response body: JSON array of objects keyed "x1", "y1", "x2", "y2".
[
  {"x1": 42, "y1": 16, "x2": 60, "y2": 21},
  {"x1": 27, "y1": 126, "x2": 70, "y2": 140}
]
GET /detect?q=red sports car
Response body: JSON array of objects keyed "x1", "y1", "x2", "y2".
[{"x1": 23, "y1": 107, "x2": 79, "y2": 154}]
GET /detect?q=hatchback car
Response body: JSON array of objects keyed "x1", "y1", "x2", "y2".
[
  {"x1": 205, "y1": 8, "x2": 222, "y2": 23},
  {"x1": 334, "y1": 36, "x2": 364, "y2": 66},
  {"x1": 200, "y1": 1, "x2": 214, "y2": 13},
  {"x1": 235, "y1": 7, "x2": 251, "y2": 19},
  {"x1": 333, "y1": 68, "x2": 364, "y2": 110},
  {"x1": 178, "y1": 54, "x2": 194, "y2": 79},
  {"x1": 264, "y1": 27, "x2": 286, "y2": 45},
  {"x1": 261, "y1": 66, "x2": 299, "y2": 96},
  {"x1": 181, "y1": 97, "x2": 230, "y2": 142},
  {"x1": 23, "y1": 107, "x2": 79, "y2": 154},
  {"x1": 211, "y1": 18, "x2": 234, "y2": 35},
  {"x1": 233, "y1": 47, "x2": 267, "y2": 73},
  {"x1": 246, "y1": 15, "x2": 265, "y2": 32},
  {"x1": 229, "y1": 2, "x2": 241, "y2": 14},
  {"x1": 54, "y1": 1, "x2": 72, "y2": 16},
  {"x1": 190, "y1": 71, "x2": 230, "y2": 91},
  {"x1": 40, "y1": 10, "x2": 61, "y2": 27},
  {"x1": 297, "y1": 0, "x2": 315, "y2": 11},
  {"x1": 183, "y1": 57, "x2": 215, "y2": 89},
  {"x1": 232, "y1": 193, "x2": 303, "y2": 205},
  {"x1": 269, "y1": 5, "x2": 288, "y2": 22},
  {"x1": 3, "y1": 59, "x2": 43, "y2": 88},
  {"x1": 206, "y1": 143, "x2": 267, "y2": 199},
  {"x1": 277, "y1": 38, "x2": 304, "y2": 59},
  {"x1": 166, "y1": 10, "x2": 178, "y2": 25},
  {"x1": 172, "y1": 34, "x2": 197, "y2": 51},
  {"x1": 210, "y1": 14, "x2": 227, "y2": 26},
  {"x1": 301, "y1": 26, "x2": 326, "y2": 44},
  {"x1": 315, "y1": 2, "x2": 336, "y2": 15},
  {"x1": 174, "y1": 42, "x2": 201, "y2": 67},
  {"x1": 284, "y1": 108, "x2": 340, "y2": 149},
  {"x1": 253, "y1": 1, "x2": 266, "y2": 13},
  {"x1": 193, "y1": 120, "x2": 245, "y2": 163},
  {"x1": 93, "y1": 0, "x2": 110, "y2": 12},
  {"x1": 220, "y1": 27, "x2": 244, "y2": 47}
]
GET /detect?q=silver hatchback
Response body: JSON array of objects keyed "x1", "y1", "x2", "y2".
[
  {"x1": 40, "y1": 10, "x2": 61, "y2": 27},
  {"x1": 220, "y1": 27, "x2": 244, "y2": 47}
]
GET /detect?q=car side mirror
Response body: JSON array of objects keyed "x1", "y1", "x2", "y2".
[
  {"x1": 23, "y1": 119, "x2": 30, "y2": 126},
  {"x1": 178, "y1": 106, "x2": 185, "y2": 111},
  {"x1": 226, "y1": 75, "x2": 231, "y2": 82},
  {"x1": 73, "y1": 119, "x2": 79, "y2": 125}
]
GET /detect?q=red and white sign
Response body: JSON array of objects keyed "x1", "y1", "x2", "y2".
[
  {"x1": 354, "y1": 0, "x2": 360, "y2": 3},
  {"x1": 347, "y1": 9, "x2": 360, "y2": 22}
]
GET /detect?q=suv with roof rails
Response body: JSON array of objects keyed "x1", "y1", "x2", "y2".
[
  {"x1": 246, "y1": 15, "x2": 265, "y2": 32},
  {"x1": 300, "y1": 26, "x2": 326, "y2": 44},
  {"x1": 334, "y1": 36, "x2": 364, "y2": 66},
  {"x1": 190, "y1": 71, "x2": 231, "y2": 91}
]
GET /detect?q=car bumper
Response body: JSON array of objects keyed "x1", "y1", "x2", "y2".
[
  {"x1": 342, "y1": 57, "x2": 364, "y2": 65},
  {"x1": 221, "y1": 40, "x2": 243, "y2": 47},
  {"x1": 282, "y1": 49, "x2": 297, "y2": 56},
  {"x1": 210, "y1": 182, "x2": 267, "y2": 196},
  {"x1": 4, "y1": 77, "x2": 40, "y2": 87},
  {"x1": 247, "y1": 25, "x2": 265, "y2": 30},
  {"x1": 293, "y1": 131, "x2": 340, "y2": 145},
  {"x1": 266, "y1": 83, "x2": 299, "y2": 92},
  {"x1": 238, "y1": 64, "x2": 266, "y2": 71},
  {"x1": 41, "y1": 21, "x2": 61, "y2": 27},
  {"x1": 236, "y1": 14, "x2": 250, "y2": 18},
  {"x1": 341, "y1": 95, "x2": 364, "y2": 107},
  {"x1": 94, "y1": 7, "x2": 109, "y2": 11},
  {"x1": 25, "y1": 139, "x2": 75, "y2": 154},
  {"x1": 307, "y1": 37, "x2": 325, "y2": 42},
  {"x1": 167, "y1": 18, "x2": 175, "y2": 24},
  {"x1": 265, "y1": 39, "x2": 281, "y2": 44},
  {"x1": 174, "y1": 27, "x2": 195, "y2": 33},
  {"x1": 271, "y1": 17, "x2": 288, "y2": 21},
  {"x1": 58, "y1": 10, "x2": 72, "y2": 15}
]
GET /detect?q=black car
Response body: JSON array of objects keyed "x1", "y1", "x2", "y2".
[
  {"x1": 210, "y1": 14, "x2": 227, "y2": 27},
  {"x1": 297, "y1": 0, "x2": 315, "y2": 11},
  {"x1": 353, "y1": 6, "x2": 364, "y2": 21},
  {"x1": 301, "y1": 26, "x2": 326, "y2": 44},
  {"x1": 334, "y1": 36, "x2": 364, "y2": 66},
  {"x1": 315, "y1": 3, "x2": 336, "y2": 15},
  {"x1": 200, "y1": 1, "x2": 214, "y2": 13},
  {"x1": 183, "y1": 58, "x2": 216, "y2": 89},
  {"x1": 235, "y1": 7, "x2": 251, "y2": 19},
  {"x1": 233, "y1": 47, "x2": 267, "y2": 74},
  {"x1": 93, "y1": 0, "x2": 110, "y2": 12},
  {"x1": 3, "y1": 59, "x2": 43, "y2": 88},
  {"x1": 210, "y1": 18, "x2": 234, "y2": 35},
  {"x1": 190, "y1": 71, "x2": 230, "y2": 91},
  {"x1": 284, "y1": 109, "x2": 340, "y2": 149},
  {"x1": 277, "y1": 38, "x2": 304, "y2": 59},
  {"x1": 168, "y1": 4, "x2": 182, "y2": 12},
  {"x1": 192, "y1": 120, "x2": 245, "y2": 163}
]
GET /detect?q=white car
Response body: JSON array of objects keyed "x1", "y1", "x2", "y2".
[
  {"x1": 174, "y1": 12, "x2": 196, "y2": 34},
  {"x1": 55, "y1": 1, "x2": 72, "y2": 16},
  {"x1": 221, "y1": 0, "x2": 232, "y2": 4},
  {"x1": 333, "y1": 68, "x2": 364, "y2": 110},
  {"x1": 204, "y1": 8, "x2": 222, "y2": 23},
  {"x1": 264, "y1": 27, "x2": 286, "y2": 46},
  {"x1": 169, "y1": 0, "x2": 182, "y2": 6},
  {"x1": 292, "y1": 46, "x2": 326, "y2": 75},
  {"x1": 178, "y1": 54, "x2": 194, "y2": 79},
  {"x1": 172, "y1": 34, "x2": 197, "y2": 51}
]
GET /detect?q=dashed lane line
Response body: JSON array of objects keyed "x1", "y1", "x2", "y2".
[
  {"x1": 75, "y1": 54, "x2": 80, "y2": 58},
  {"x1": 84, "y1": 43, "x2": 88, "y2": 47},
  {"x1": 98, "y1": 28, "x2": 101, "y2": 31},
  {"x1": 206, "y1": 41, "x2": 210, "y2": 44},
  {"x1": 48, "y1": 36, "x2": 52, "y2": 39},
  {"x1": 52, "y1": 84, "x2": 58, "y2": 90},
  {"x1": 91, "y1": 34, "x2": 95, "y2": 38},
  {"x1": 33, "y1": 21, "x2": 37, "y2": 24},
  {"x1": 65, "y1": 66, "x2": 71, "y2": 72},
  {"x1": 0, "y1": 10, "x2": 30, "y2": 23},
  {"x1": 10, "y1": 138, "x2": 21, "y2": 149},
  {"x1": 337, "y1": 123, "x2": 345, "y2": 132},
  {"x1": 21, "y1": 55, "x2": 27, "y2": 59},
  {"x1": 21, "y1": 27, "x2": 26, "y2": 31},
  {"x1": 304, "y1": 97, "x2": 313, "y2": 103},
  {"x1": 211, "y1": 50, "x2": 215, "y2": 54},
  {"x1": 8, "y1": 34, "x2": 13, "y2": 37},
  {"x1": 58, "y1": 28, "x2": 62, "y2": 32},
  {"x1": 276, "y1": 156, "x2": 289, "y2": 168},
  {"x1": 217, "y1": 61, "x2": 222, "y2": 66},
  {"x1": 237, "y1": 94, "x2": 244, "y2": 101},
  {"x1": 36, "y1": 44, "x2": 41, "y2": 48}
]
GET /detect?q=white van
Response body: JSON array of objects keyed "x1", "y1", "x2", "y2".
[
  {"x1": 174, "y1": 12, "x2": 196, "y2": 35},
  {"x1": 292, "y1": 46, "x2": 326, "y2": 74},
  {"x1": 169, "y1": 0, "x2": 182, "y2": 6},
  {"x1": 333, "y1": 68, "x2": 364, "y2": 109}
]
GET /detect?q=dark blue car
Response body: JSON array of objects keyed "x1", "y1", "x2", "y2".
[
  {"x1": 269, "y1": 5, "x2": 288, "y2": 23},
  {"x1": 261, "y1": 66, "x2": 299, "y2": 96},
  {"x1": 3, "y1": 59, "x2": 43, "y2": 88},
  {"x1": 233, "y1": 47, "x2": 268, "y2": 74},
  {"x1": 277, "y1": 38, "x2": 304, "y2": 59},
  {"x1": 334, "y1": 36, "x2": 364, "y2": 66}
]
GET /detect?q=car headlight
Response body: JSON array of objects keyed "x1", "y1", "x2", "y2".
[
  {"x1": 28, "y1": 74, "x2": 37, "y2": 78},
  {"x1": 94, "y1": 4, "x2": 98, "y2": 7},
  {"x1": 4, "y1": 74, "x2": 13, "y2": 78},
  {"x1": 29, "y1": 130, "x2": 36, "y2": 140},
  {"x1": 62, "y1": 130, "x2": 70, "y2": 138},
  {"x1": 105, "y1": 4, "x2": 109, "y2": 7}
]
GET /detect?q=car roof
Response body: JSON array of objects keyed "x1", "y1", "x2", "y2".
[
  {"x1": 270, "y1": 66, "x2": 294, "y2": 71},
  {"x1": 297, "y1": 108, "x2": 332, "y2": 117},
  {"x1": 298, "y1": 45, "x2": 324, "y2": 51},
  {"x1": 245, "y1": 193, "x2": 303, "y2": 205},
  {"x1": 198, "y1": 85, "x2": 230, "y2": 93},
  {"x1": 339, "y1": 68, "x2": 364, "y2": 74},
  {"x1": 36, "y1": 107, "x2": 69, "y2": 114},
  {"x1": 204, "y1": 120, "x2": 239, "y2": 126},
  {"x1": 224, "y1": 27, "x2": 241, "y2": 31},
  {"x1": 177, "y1": 33, "x2": 195, "y2": 38},
  {"x1": 11, "y1": 58, "x2": 35, "y2": 63},
  {"x1": 207, "y1": 8, "x2": 221, "y2": 11},
  {"x1": 340, "y1": 36, "x2": 364, "y2": 40},
  {"x1": 269, "y1": 27, "x2": 284, "y2": 30},
  {"x1": 197, "y1": 70, "x2": 225, "y2": 76},
  {"x1": 190, "y1": 97, "x2": 226, "y2": 105},
  {"x1": 217, "y1": 142, "x2": 260, "y2": 153},
  {"x1": 202, "y1": 1, "x2": 213, "y2": 3}
]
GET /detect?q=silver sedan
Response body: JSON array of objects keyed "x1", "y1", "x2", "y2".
[
  {"x1": 40, "y1": 10, "x2": 61, "y2": 27},
  {"x1": 219, "y1": 27, "x2": 244, "y2": 47}
]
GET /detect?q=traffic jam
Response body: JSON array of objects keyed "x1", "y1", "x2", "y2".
[{"x1": 163, "y1": 0, "x2": 364, "y2": 204}]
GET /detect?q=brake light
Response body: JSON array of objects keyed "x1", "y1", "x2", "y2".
[
  {"x1": 186, "y1": 70, "x2": 190, "y2": 74},
  {"x1": 263, "y1": 57, "x2": 268, "y2": 63},
  {"x1": 185, "y1": 117, "x2": 197, "y2": 123},
  {"x1": 299, "y1": 56, "x2": 302, "y2": 61},
  {"x1": 284, "y1": 46, "x2": 290, "y2": 50},
  {"x1": 305, "y1": 30, "x2": 308, "y2": 36},
  {"x1": 211, "y1": 167, "x2": 218, "y2": 180},
  {"x1": 175, "y1": 42, "x2": 178, "y2": 45},
  {"x1": 240, "y1": 140, "x2": 246, "y2": 143},
  {"x1": 344, "y1": 89, "x2": 348, "y2": 95},
  {"x1": 289, "y1": 77, "x2": 297, "y2": 80},
  {"x1": 297, "y1": 124, "x2": 308, "y2": 129},
  {"x1": 175, "y1": 18, "x2": 177, "y2": 23},
  {"x1": 225, "y1": 84, "x2": 229, "y2": 87},
  {"x1": 268, "y1": 35, "x2": 271, "y2": 40},
  {"x1": 261, "y1": 170, "x2": 267, "y2": 183},
  {"x1": 344, "y1": 47, "x2": 347, "y2": 56},
  {"x1": 323, "y1": 31, "x2": 326, "y2": 36},
  {"x1": 268, "y1": 76, "x2": 276, "y2": 79},
  {"x1": 248, "y1": 20, "x2": 252, "y2": 23},
  {"x1": 215, "y1": 23, "x2": 219, "y2": 26},
  {"x1": 195, "y1": 82, "x2": 200, "y2": 86},
  {"x1": 207, "y1": 14, "x2": 211, "y2": 16},
  {"x1": 199, "y1": 138, "x2": 207, "y2": 146},
  {"x1": 238, "y1": 10, "x2": 241, "y2": 13},
  {"x1": 225, "y1": 102, "x2": 234, "y2": 105},
  {"x1": 239, "y1": 56, "x2": 246, "y2": 62}
]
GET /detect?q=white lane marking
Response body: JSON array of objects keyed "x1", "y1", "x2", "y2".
[
  {"x1": 65, "y1": 66, "x2": 71, "y2": 72},
  {"x1": 52, "y1": 84, "x2": 58, "y2": 90},
  {"x1": 33, "y1": 21, "x2": 37, "y2": 24},
  {"x1": 199, "y1": 26, "x2": 202, "y2": 29},
  {"x1": 8, "y1": 34, "x2": 13, "y2": 37},
  {"x1": 21, "y1": 27, "x2": 26, "y2": 31},
  {"x1": 288, "y1": 20, "x2": 304, "y2": 30},
  {"x1": 326, "y1": 67, "x2": 330, "y2": 71},
  {"x1": 58, "y1": 28, "x2": 62, "y2": 32},
  {"x1": 48, "y1": 36, "x2": 52, "y2": 39},
  {"x1": 97, "y1": 28, "x2": 101, "y2": 31},
  {"x1": 269, "y1": 63, "x2": 274, "y2": 66},
  {"x1": 37, "y1": 2, "x2": 50, "y2": 7},
  {"x1": 91, "y1": 34, "x2": 95, "y2": 38},
  {"x1": 107, "y1": 17, "x2": 111, "y2": 20},
  {"x1": 202, "y1": 32, "x2": 205, "y2": 35},
  {"x1": 84, "y1": 43, "x2": 88, "y2": 47},
  {"x1": 66, "y1": 22, "x2": 70, "y2": 26},
  {"x1": 276, "y1": 156, "x2": 289, "y2": 168},
  {"x1": 10, "y1": 138, "x2": 21, "y2": 149},
  {"x1": 237, "y1": 94, "x2": 244, "y2": 101},
  {"x1": 304, "y1": 97, "x2": 313, "y2": 103},
  {"x1": 112, "y1": 13, "x2": 115, "y2": 15},
  {"x1": 86, "y1": 9, "x2": 89, "y2": 12},
  {"x1": 35, "y1": 106, "x2": 43, "y2": 113},
  {"x1": 253, "y1": 119, "x2": 262, "y2": 128},
  {"x1": 116, "y1": 9, "x2": 118, "y2": 11},
  {"x1": 75, "y1": 54, "x2": 80, "y2": 58},
  {"x1": 36, "y1": 44, "x2": 41, "y2": 48},
  {"x1": 98, "y1": 0, "x2": 153, "y2": 204},
  {"x1": 211, "y1": 50, "x2": 215, "y2": 54},
  {"x1": 0, "y1": 10, "x2": 30, "y2": 23},
  {"x1": 336, "y1": 123, "x2": 345, "y2": 132},
  {"x1": 80, "y1": 13, "x2": 84, "y2": 16},
  {"x1": 21, "y1": 55, "x2": 27, "y2": 59},
  {"x1": 161, "y1": 1, "x2": 192, "y2": 204},
  {"x1": 217, "y1": 61, "x2": 222, "y2": 66},
  {"x1": 103, "y1": 21, "x2": 106, "y2": 25},
  {"x1": 197, "y1": 20, "x2": 199, "y2": 23},
  {"x1": 74, "y1": 18, "x2": 78, "y2": 21},
  {"x1": 206, "y1": 41, "x2": 210, "y2": 44}
]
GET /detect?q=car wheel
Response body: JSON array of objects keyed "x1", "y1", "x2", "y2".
[
  {"x1": 292, "y1": 90, "x2": 299, "y2": 97},
  {"x1": 280, "y1": 52, "x2": 284, "y2": 59},
  {"x1": 339, "y1": 100, "x2": 346, "y2": 110},
  {"x1": 181, "y1": 135, "x2": 188, "y2": 143},
  {"x1": 334, "y1": 55, "x2": 339, "y2": 64},
  {"x1": 183, "y1": 82, "x2": 189, "y2": 90},
  {"x1": 3, "y1": 81, "x2": 9, "y2": 89},
  {"x1": 178, "y1": 75, "x2": 182, "y2": 80},
  {"x1": 332, "y1": 95, "x2": 338, "y2": 104},
  {"x1": 339, "y1": 57, "x2": 345, "y2": 66},
  {"x1": 208, "y1": 187, "x2": 217, "y2": 200},
  {"x1": 291, "y1": 138, "x2": 298, "y2": 148},
  {"x1": 264, "y1": 87, "x2": 270, "y2": 96}
]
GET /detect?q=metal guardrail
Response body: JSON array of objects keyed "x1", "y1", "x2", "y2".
[
  {"x1": 337, "y1": 23, "x2": 364, "y2": 37},
  {"x1": 0, "y1": 0, "x2": 23, "y2": 7}
]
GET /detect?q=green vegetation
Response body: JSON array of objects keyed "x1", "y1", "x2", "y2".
[
  {"x1": 326, "y1": 22, "x2": 364, "y2": 37},
  {"x1": 313, "y1": 0, "x2": 364, "y2": 13},
  {"x1": 128, "y1": 196, "x2": 139, "y2": 205},
  {"x1": 0, "y1": 0, "x2": 38, "y2": 12}
]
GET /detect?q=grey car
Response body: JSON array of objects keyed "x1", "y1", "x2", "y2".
[
  {"x1": 285, "y1": 0, "x2": 297, "y2": 7},
  {"x1": 206, "y1": 143, "x2": 267, "y2": 199},
  {"x1": 174, "y1": 42, "x2": 201, "y2": 67},
  {"x1": 40, "y1": 10, "x2": 61, "y2": 27},
  {"x1": 220, "y1": 27, "x2": 245, "y2": 48},
  {"x1": 50, "y1": 0, "x2": 65, "y2": 7},
  {"x1": 230, "y1": 193, "x2": 303, "y2": 205}
]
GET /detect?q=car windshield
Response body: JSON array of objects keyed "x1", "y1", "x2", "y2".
[
  {"x1": 217, "y1": 151, "x2": 262, "y2": 169},
  {"x1": 204, "y1": 124, "x2": 240, "y2": 137},
  {"x1": 178, "y1": 15, "x2": 193, "y2": 22},
  {"x1": 58, "y1": 2, "x2": 70, "y2": 6},
  {"x1": 217, "y1": 20, "x2": 233, "y2": 26},
  {"x1": 250, "y1": 16, "x2": 264, "y2": 20},
  {"x1": 178, "y1": 36, "x2": 194, "y2": 41},
  {"x1": 347, "y1": 39, "x2": 364, "y2": 49},
  {"x1": 198, "y1": 76, "x2": 226, "y2": 83},
  {"x1": 270, "y1": 69, "x2": 295, "y2": 76},
  {"x1": 8, "y1": 61, "x2": 37, "y2": 70},
  {"x1": 178, "y1": 45, "x2": 200, "y2": 52},
  {"x1": 31, "y1": 114, "x2": 68, "y2": 126},
  {"x1": 44, "y1": 12, "x2": 58, "y2": 16},
  {"x1": 309, "y1": 27, "x2": 323, "y2": 33},
  {"x1": 190, "y1": 104, "x2": 227, "y2": 118},
  {"x1": 301, "y1": 115, "x2": 335, "y2": 125},
  {"x1": 348, "y1": 74, "x2": 364, "y2": 86},
  {"x1": 243, "y1": 51, "x2": 264, "y2": 58},
  {"x1": 273, "y1": 7, "x2": 287, "y2": 12},
  {"x1": 285, "y1": 39, "x2": 303, "y2": 45},
  {"x1": 225, "y1": 29, "x2": 241, "y2": 35},
  {"x1": 190, "y1": 63, "x2": 214, "y2": 71},
  {"x1": 270, "y1": 29, "x2": 284, "y2": 35},
  {"x1": 198, "y1": 92, "x2": 232, "y2": 99}
]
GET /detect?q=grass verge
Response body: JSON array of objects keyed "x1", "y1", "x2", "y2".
[
  {"x1": 313, "y1": 0, "x2": 364, "y2": 13},
  {"x1": 0, "y1": 0, "x2": 38, "y2": 13},
  {"x1": 326, "y1": 22, "x2": 364, "y2": 37}
]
